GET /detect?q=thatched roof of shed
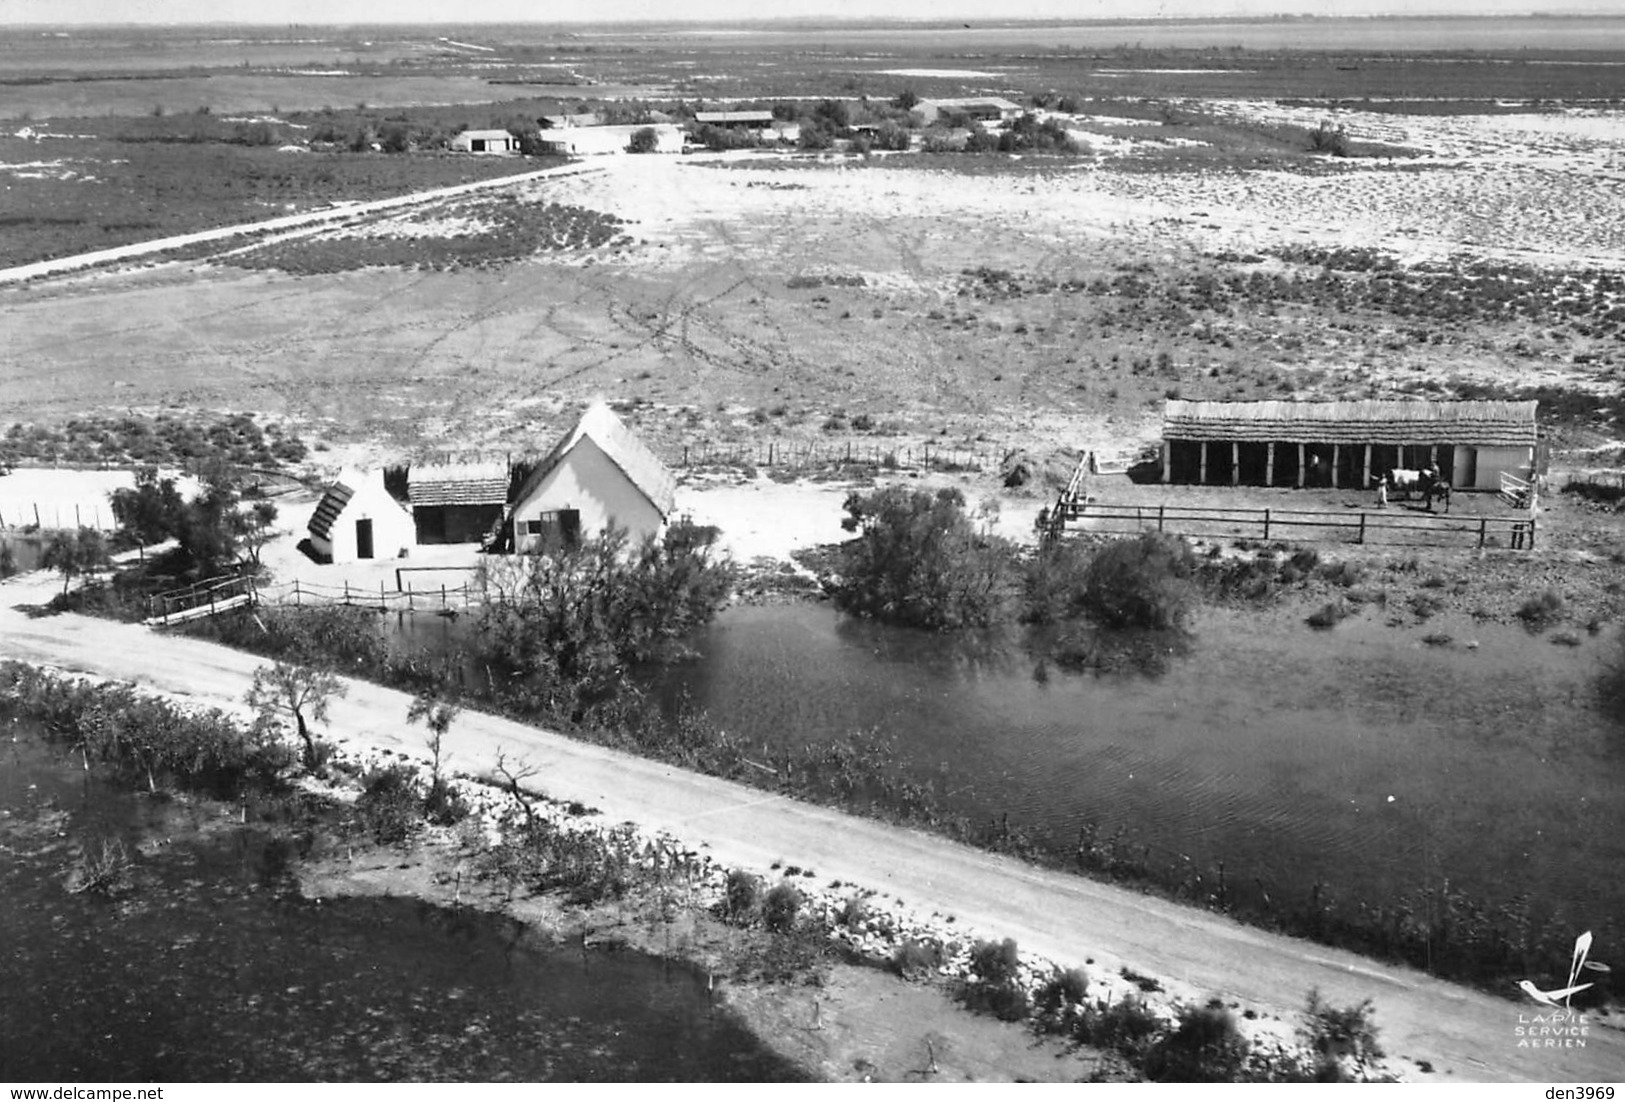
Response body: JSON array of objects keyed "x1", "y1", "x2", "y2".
[
  {"x1": 1162, "y1": 399, "x2": 1538, "y2": 446},
  {"x1": 408, "y1": 460, "x2": 510, "y2": 507}
]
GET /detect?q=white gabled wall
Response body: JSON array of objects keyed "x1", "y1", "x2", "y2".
[
  {"x1": 314, "y1": 471, "x2": 416, "y2": 564},
  {"x1": 511, "y1": 437, "x2": 665, "y2": 552}
]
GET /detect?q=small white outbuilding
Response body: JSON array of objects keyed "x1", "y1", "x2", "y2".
[{"x1": 307, "y1": 469, "x2": 416, "y2": 563}]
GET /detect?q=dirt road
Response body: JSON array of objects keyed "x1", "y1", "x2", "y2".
[
  {"x1": 0, "y1": 161, "x2": 603, "y2": 286},
  {"x1": 1, "y1": 574, "x2": 1619, "y2": 1083}
]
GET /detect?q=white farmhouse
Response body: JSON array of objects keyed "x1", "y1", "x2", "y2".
[{"x1": 509, "y1": 401, "x2": 676, "y2": 552}]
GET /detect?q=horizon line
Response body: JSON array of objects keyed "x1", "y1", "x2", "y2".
[{"x1": 8, "y1": 11, "x2": 1625, "y2": 29}]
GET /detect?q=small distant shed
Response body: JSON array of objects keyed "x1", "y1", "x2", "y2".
[
  {"x1": 307, "y1": 470, "x2": 415, "y2": 564},
  {"x1": 915, "y1": 97, "x2": 1022, "y2": 126},
  {"x1": 450, "y1": 129, "x2": 517, "y2": 153},
  {"x1": 408, "y1": 460, "x2": 511, "y2": 545},
  {"x1": 1160, "y1": 399, "x2": 1539, "y2": 490},
  {"x1": 509, "y1": 401, "x2": 676, "y2": 552}
]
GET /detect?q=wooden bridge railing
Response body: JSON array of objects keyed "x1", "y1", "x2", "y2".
[{"x1": 146, "y1": 573, "x2": 258, "y2": 624}]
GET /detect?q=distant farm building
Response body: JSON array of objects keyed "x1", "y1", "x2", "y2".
[
  {"x1": 307, "y1": 470, "x2": 415, "y2": 563},
  {"x1": 450, "y1": 129, "x2": 517, "y2": 153},
  {"x1": 538, "y1": 113, "x2": 604, "y2": 130},
  {"x1": 539, "y1": 123, "x2": 683, "y2": 156},
  {"x1": 915, "y1": 97, "x2": 1023, "y2": 126},
  {"x1": 693, "y1": 110, "x2": 776, "y2": 128},
  {"x1": 408, "y1": 460, "x2": 510, "y2": 545},
  {"x1": 1160, "y1": 399, "x2": 1540, "y2": 490},
  {"x1": 509, "y1": 401, "x2": 676, "y2": 552}
]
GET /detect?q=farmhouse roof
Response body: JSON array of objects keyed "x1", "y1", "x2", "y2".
[
  {"x1": 1161, "y1": 399, "x2": 1539, "y2": 446},
  {"x1": 455, "y1": 129, "x2": 515, "y2": 141},
  {"x1": 693, "y1": 110, "x2": 775, "y2": 124},
  {"x1": 407, "y1": 460, "x2": 511, "y2": 506},
  {"x1": 517, "y1": 400, "x2": 676, "y2": 518},
  {"x1": 307, "y1": 480, "x2": 356, "y2": 541}
]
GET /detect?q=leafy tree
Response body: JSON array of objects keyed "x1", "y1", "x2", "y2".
[
  {"x1": 235, "y1": 499, "x2": 279, "y2": 571},
  {"x1": 893, "y1": 88, "x2": 920, "y2": 111},
  {"x1": 626, "y1": 126, "x2": 660, "y2": 154},
  {"x1": 834, "y1": 486, "x2": 1017, "y2": 630},
  {"x1": 246, "y1": 662, "x2": 347, "y2": 770},
  {"x1": 109, "y1": 466, "x2": 183, "y2": 562},
  {"x1": 474, "y1": 520, "x2": 734, "y2": 720},
  {"x1": 42, "y1": 527, "x2": 110, "y2": 595}
]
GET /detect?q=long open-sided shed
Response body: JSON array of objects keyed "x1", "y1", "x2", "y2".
[{"x1": 1160, "y1": 399, "x2": 1539, "y2": 490}]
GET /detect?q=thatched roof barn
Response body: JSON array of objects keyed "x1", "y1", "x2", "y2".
[
  {"x1": 1159, "y1": 399, "x2": 1539, "y2": 490},
  {"x1": 407, "y1": 459, "x2": 510, "y2": 545}
]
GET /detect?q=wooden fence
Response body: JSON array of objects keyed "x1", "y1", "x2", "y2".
[
  {"x1": 1053, "y1": 501, "x2": 1537, "y2": 550},
  {"x1": 0, "y1": 502, "x2": 113, "y2": 531},
  {"x1": 259, "y1": 577, "x2": 483, "y2": 615},
  {"x1": 674, "y1": 439, "x2": 1000, "y2": 473}
]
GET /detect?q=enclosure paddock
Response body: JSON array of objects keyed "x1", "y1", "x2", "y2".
[{"x1": 1047, "y1": 499, "x2": 1536, "y2": 549}]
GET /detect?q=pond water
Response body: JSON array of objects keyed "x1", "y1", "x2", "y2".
[
  {"x1": 646, "y1": 602, "x2": 1625, "y2": 930},
  {"x1": 1, "y1": 533, "x2": 46, "y2": 574},
  {"x1": 385, "y1": 599, "x2": 1625, "y2": 940},
  {"x1": 0, "y1": 722, "x2": 803, "y2": 1082}
]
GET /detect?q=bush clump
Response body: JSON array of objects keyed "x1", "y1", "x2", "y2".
[
  {"x1": 1145, "y1": 1001, "x2": 1251, "y2": 1083},
  {"x1": 722, "y1": 868, "x2": 763, "y2": 923},
  {"x1": 834, "y1": 486, "x2": 1016, "y2": 630},
  {"x1": 763, "y1": 881, "x2": 803, "y2": 933},
  {"x1": 1080, "y1": 532, "x2": 1197, "y2": 631},
  {"x1": 961, "y1": 937, "x2": 1030, "y2": 1021},
  {"x1": 355, "y1": 763, "x2": 424, "y2": 845},
  {"x1": 1516, "y1": 587, "x2": 1566, "y2": 627},
  {"x1": 890, "y1": 938, "x2": 943, "y2": 980}
]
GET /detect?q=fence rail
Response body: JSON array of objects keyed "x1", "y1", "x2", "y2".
[
  {"x1": 259, "y1": 577, "x2": 483, "y2": 614},
  {"x1": 0, "y1": 502, "x2": 113, "y2": 531},
  {"x1": 672, "y1": 439, "x2": 1001, "y2": 474},
  {"x1": 1055, "y1": 501, "x2": 1537, "y2": 549},
  {"x1": 145, "y1": 573, "x2": 258, "y2": 626}
]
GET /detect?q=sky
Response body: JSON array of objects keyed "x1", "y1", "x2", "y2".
[{"x1": 3, "y1": 0, "x2": 1620, "y2": 26}]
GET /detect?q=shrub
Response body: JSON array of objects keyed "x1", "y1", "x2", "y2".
[
  {"x1": 1076, "y1": 994, "x2": 1164, "y2": 1060},
  {"x1": 626, "y1": 126, "x2": 659, "y2": 154},
  {"x1": 1081, "y1": 532, "x2": 1197, "y2": 631},
  {"x1": 1301, "y1": 989, "x2": 1384, "y2": 1081},
  {"x1": 962, "y1": 937, "x2": 1029, "y2": 1021},
  {"x1": 1307, "y1": 601, "x2": 1350, "y2": 629},
  {"x1": 1034, "y1": 966, "x2": 1091, "y2": 1033},
  {"x1": 355, "y1": 764, "x2": 423, "y2": 844},
  {"x1": 723, "y1": 869, "x2": 763, "y2": 922},
  {"x1": 1516, "y1": 588, "x2": 1566, "y2": 627},
  {"x1": 1308, "y1": 121, "x2": 1350, "y2": 157},
  {"x1": 1146, "y1": 1002, "x2": 1250, "y2": 1083},
  {"x1": 834, "y1": 486, "x2": 1018, "y2": 630},
  {"x1": 1020, "y1": 538, "x2": 1094, "y2": 623},
  {"x1": 763, "y1": 881, "x2": 803, "y2": 933},
  {"x1": 889, "y1": 938, "x2": 943, "y2": 980}
]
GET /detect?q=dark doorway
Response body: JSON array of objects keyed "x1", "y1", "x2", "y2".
[{"x1": 355, "y1": 518, "x2": 374, "y2": 560}]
